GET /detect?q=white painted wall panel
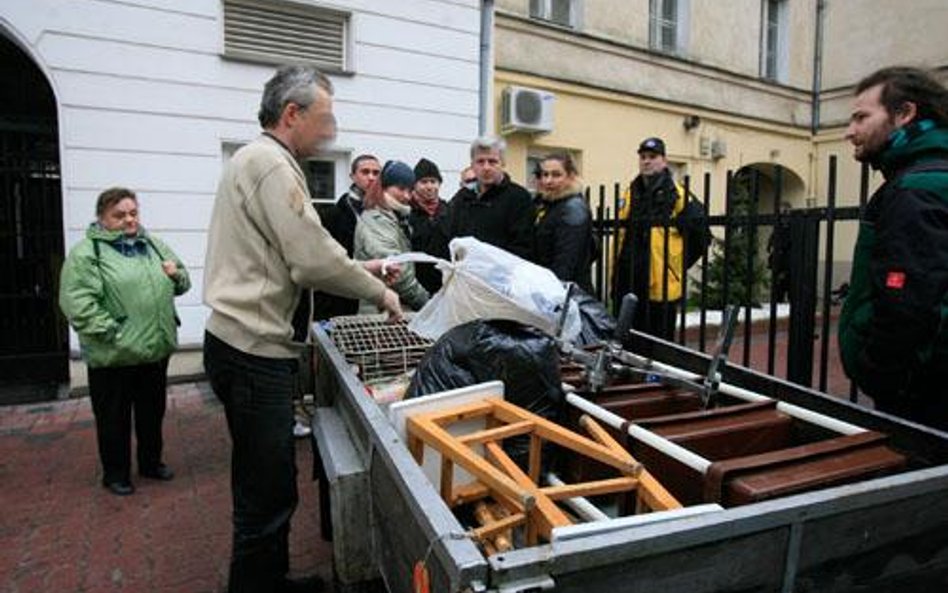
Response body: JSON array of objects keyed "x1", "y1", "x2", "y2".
[
  {"x1": 334, "y1": 102, "x2": 476, "y2": 143},
  {"x1": 355, "y1": 43, "x2": 479, "y2": 90},
  {"x1": 42, "y1": 2, "x2": 219, "y2": 54},
  {"x1": 55, "y1": 70, "x2": 261, "y2": 121},
  {"x1": 3, "y1": 0, "x2": 482, "y2": 358},
  {"x1": 62, "y1": 107, "x2": 227, "y2": 155},
  {"x1": 66, "y1": 150, "x2": 222, "y2": 194},
  {"x1": 347, "y1": 0, "x2": 480, "y2": 31},
  {"x1": 356, "y1": 12, "x2": 478, "y2": 61}
]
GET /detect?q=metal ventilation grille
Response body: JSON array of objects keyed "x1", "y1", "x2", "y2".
[
  {"x1": 329, "y1": 314, "x2": 433, "y2": 383},
  {"x1": 223, "y1": 0, "x2": 347, "y2": 71}
]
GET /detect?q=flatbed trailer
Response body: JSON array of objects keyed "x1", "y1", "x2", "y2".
[{"x1": 311, "y1": 325, "x2": 948, "y2": 593}]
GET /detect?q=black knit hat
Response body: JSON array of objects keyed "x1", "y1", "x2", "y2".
[{"x1": 413, "y1": 158, "x2": 442, "y2": 183}]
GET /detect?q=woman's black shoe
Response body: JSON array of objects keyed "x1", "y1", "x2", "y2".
[
  {"x1": 104, "y1": 481, "x2": 135, "y2": 496},
  {"x1": 140, "y1": 464, "x2": 175, "y2": 481}
]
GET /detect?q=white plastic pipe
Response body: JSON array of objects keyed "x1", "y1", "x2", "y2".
[
  {"x1": 620, "y1": 357, "x2": 866, "y2": 435},
  {"x1": 566, "y1": 394, "x2": 712, "y2": 473}
]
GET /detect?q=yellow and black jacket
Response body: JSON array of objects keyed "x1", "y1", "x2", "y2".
[{"x1": 612, "y1": 169, "x2": 686, "y2": 303}]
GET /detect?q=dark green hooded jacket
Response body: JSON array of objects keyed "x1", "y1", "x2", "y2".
[
  {"x1": 59, "y1": 224, "x2": 190, "y2": 368},
  {"x1": 839, "y1": 120, "x2": 948, "y2": 425}
]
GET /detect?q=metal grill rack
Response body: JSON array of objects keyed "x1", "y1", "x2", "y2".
[{"x1": 328, "y1": 314, "x2": 433, "y2": 383}]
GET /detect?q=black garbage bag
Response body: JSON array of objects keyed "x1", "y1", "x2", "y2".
[
  {"x1": 572, "y1": 287, "x2": 616, "y2": 346},
  {"x1": 406, "y1": 319, "x2": 565, "y2": 467}
]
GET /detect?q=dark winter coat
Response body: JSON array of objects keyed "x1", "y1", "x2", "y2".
[
  {"x1": 408, "y1": 199, "x2": 448, "y2": 294},
  {"x1": 438, "y1": 174, "x2": 534, "y2": 260},
  {"x1": 532, "y1": 180, "x2": 594, "y2": 292},
  {"x1": 839, "y1": 120, "x2": 948, "y2": 429},
  {"x1": 310, "y1": 186, "x2": 365, "y2": 320}
]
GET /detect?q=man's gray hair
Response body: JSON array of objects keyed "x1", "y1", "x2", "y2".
[
  {"x1": 258, "y1": 65, "x2": 334, "y2": 129},
  {"x1": 470, "y1": 135, "x2": 507, "y2": 161}
]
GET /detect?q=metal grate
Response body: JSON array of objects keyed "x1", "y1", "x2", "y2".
[
  {"x1": 223, "y1": 0, "x2": 347, "y2": 72},
  {"x1": 329, "y1": 314, "x2": 432, "y2": 383}
]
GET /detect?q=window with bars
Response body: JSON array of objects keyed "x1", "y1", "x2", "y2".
[
  {"x1": 222, "y1": 0, "x2": 348, "y2": 72},
  {"x1": 529, "y1": 0, "x2": 580, "y2": 29},
  {"x1": 760, "y1": 0, "x2": 788, "y2": 82}
]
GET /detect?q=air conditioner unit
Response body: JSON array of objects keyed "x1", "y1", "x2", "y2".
[{"x1": 501, "y1": 86, "x2": 555, "y2": 134}]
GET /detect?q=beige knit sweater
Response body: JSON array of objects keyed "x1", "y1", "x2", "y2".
[{"x1": 204, "y1": 135, "x2": 386, "y2": 358}]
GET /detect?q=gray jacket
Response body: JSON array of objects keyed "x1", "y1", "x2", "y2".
[{"x1": 354, "y1": 208, "x2": 429, "y2": 311}]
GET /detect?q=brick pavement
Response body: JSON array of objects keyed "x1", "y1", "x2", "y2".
[{"x1": 0, "y1": 382, "x2": 331, "y2": 593}]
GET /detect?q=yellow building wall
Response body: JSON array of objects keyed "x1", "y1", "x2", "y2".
[{"x1": 495, "y1": 70, "x2": 813, "y2": 217}]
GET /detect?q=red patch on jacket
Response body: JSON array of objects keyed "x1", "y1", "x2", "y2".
[{"x1": 885, "y1": 271, "x2": 906, "y2": 290}]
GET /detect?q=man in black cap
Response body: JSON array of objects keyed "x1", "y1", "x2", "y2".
[
  {"x1": 612, "y1": 137, "x2": 688, "y2": 341},
  {"x1": 409, "y1": 158, "x2": 449, "y2": 293}
]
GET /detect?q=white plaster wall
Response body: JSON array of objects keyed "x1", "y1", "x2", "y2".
[{"x1": 0, "y1": 0, "x2": 481, "y2": 347}]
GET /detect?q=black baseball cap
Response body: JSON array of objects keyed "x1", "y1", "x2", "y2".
[{"x1": 638, "y1": 137, "x2": 666, "y2": 156}]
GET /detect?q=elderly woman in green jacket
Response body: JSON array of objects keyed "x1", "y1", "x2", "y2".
[{"x1": 59, "y1": 187, "x2": 190, "y2": 496}]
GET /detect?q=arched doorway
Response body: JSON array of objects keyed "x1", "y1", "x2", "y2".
[{"x1": 0, "y1": 34, "x2": 67, "y2": 403}]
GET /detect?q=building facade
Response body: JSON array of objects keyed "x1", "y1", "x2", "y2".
[
  {"x1": 0, "y1": 0, "x2": 481, "y2": 392},
  {"x1": 492, "y1": 0, "x2": 948, "y2": 235}
]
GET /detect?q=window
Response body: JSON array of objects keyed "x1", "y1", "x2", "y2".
[
  {"x1": 303, "y1": 160, "x2": 336, "y2": 205},
  {"x1": 649, "y1": 0, "x2": 688, "y2": 55},
  {"x1": 760, "y1": 0, "x2": 788, "y2": 82},
  {"x1": 529, "y1": 0, "x2": 581, "y2": 29},
  {"x1": 223, "y1": 0, "x2": 348, "y2": 72},
  {"x1": 223, "y1": 142, "x2": 344, "y2": 207}
]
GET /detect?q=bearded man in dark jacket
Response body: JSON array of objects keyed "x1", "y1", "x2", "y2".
[
  {"x1": 839, "y1": 66, "x2": 948, "y2": 431},
  {"x1": 436, "y1": 136, "x2": 534, "y2": 260}
]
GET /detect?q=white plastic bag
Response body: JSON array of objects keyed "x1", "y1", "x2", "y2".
[{"x1": 408, "y1": 237, "x2": 581, "y2": 342}]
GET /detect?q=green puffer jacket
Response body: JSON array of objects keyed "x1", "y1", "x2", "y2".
[
  {"x1": 839, "y1": 121, "x2": 948, "y2": 406},
  {"x1": 59, "y1": 224, "x2": 191, "y2": 368}
]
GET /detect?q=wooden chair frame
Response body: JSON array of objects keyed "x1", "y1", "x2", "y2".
[{"x1": 406, "y1": 397, "x2": 680, "y2": 548}]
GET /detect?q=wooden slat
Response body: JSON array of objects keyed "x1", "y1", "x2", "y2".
[
  {"x1": 541, "y1": 477, "x2": 639, "y2": 500},
  {"x1": 492, "y1": 399, "x2": 640, "y2": 475},
  {"x1": 418, "y1": 399, "x2": 497, "y2": 426},
  {"x1": 469, "y1": 510, "x2": 525, "y2": 543},
  {"x1": 579, "y1": 415, "x2": 644, "y2": 476},
  {"x1": 457, "y1": 420, "x2": 535, "y2": 445}
]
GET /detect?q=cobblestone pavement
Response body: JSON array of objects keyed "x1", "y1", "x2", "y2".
[{"x1": 0, "y1": 382, "x2": 331, "y2": 593}]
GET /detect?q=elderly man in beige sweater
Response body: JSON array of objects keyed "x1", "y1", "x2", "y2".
[{"x1": 203, "y1": 65, "x2": 401, "y2": 593}]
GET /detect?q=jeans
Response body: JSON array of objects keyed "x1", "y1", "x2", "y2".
[
  {"x1": 204, "y1": 331, "x2": 299, "y2": 593},
  {"x1": 87, "y1": 357, "x2": 169, "y2": 484}
]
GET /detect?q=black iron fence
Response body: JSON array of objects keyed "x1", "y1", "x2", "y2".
[{"x1": 587, "y1": 156, "x2": 870, "y2": 402}]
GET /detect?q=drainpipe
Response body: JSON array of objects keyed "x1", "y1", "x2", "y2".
[
  {"x1": 479, "y1": 0, "x2": 495, "y2": 135},
  {"x1": 811, "y1": 0, "x2": 825, "y2": 135}
]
